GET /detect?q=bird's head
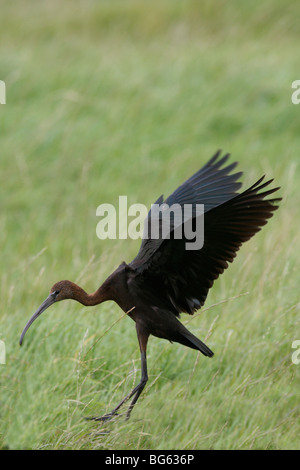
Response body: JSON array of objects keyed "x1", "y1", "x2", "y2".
[{"x1": 19, "y1": 280, "x2": 77, "y2": 346}]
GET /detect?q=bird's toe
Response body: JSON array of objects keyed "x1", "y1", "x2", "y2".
[{"x1": 85, "y1": 411, "x2": 119, "y2": 422}]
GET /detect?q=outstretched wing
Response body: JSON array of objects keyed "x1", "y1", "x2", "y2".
[
  {"x1": 131, "y1": 150, "x2": 243, "y2": 268},
  {"x1": 129, "y1": 153, "x2": 281, "y2": 316}
]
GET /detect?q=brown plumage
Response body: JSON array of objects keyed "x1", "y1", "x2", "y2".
[{"x1": 19, "y1": 151, "x2": 281, "y2": 420}]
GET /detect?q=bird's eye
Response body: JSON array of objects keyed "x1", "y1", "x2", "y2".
[{"x1": 51, "y1": 290, "x2": 60, "y2": 298}]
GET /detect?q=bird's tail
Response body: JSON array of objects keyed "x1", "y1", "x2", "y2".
[{"x1": 175, "y1": 323, "x2": 214, "y2": 357}]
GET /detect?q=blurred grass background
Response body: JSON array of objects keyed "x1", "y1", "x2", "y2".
[{"x1": 0, "y1": 0, "x2": 299, "y2": 449}]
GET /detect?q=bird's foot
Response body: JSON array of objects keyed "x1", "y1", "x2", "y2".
[{"x1": 85, "y1": 411, "x2": 120, "y2": 422}]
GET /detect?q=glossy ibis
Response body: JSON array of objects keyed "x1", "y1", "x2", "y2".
[{"x1": 19, "y1": 151, "x2": 281, "y2": 420}]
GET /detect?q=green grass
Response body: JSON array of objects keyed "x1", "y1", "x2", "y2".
[{"x1": 1, "y1": 0, "x2": 299, "y2": 450}]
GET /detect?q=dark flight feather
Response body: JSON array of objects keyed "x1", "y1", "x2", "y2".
[{"x1": 130, "y1": 152, "x2": 281, "y2": 316}]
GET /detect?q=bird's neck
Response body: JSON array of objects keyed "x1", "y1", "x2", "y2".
[{"x1": 72, "y1": 283, "x2": 112, "y2": 306}]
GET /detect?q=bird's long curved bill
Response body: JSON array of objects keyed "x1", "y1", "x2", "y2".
[{"x1": 19, "y1": 295, "x2": 55, "y2": 346}]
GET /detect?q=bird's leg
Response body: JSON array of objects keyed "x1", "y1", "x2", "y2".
[
  {"x1": 125, "y1": 347, "x2": 148, "y2": 419},
  {"x1": 86, "y1": 324, "x2": 149, "y2": 422}
]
